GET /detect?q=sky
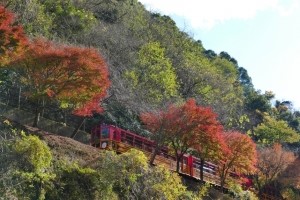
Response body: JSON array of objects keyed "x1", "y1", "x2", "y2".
[{"x1": 138, "y1": 0, "x2": 300, "y2": 109}]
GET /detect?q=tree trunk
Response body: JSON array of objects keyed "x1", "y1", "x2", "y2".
[
  {"x1": 149, "y1": 146, "x2": 160, "y2": 165},
  {"x1": 220, "y1": 165, "x2": 226, "y2": 192},
  {"x1": 70, "y1": 117, "x2": 85, "y2": 138},
  {"x1": 41, "y1": 98, "x2": 45, "y2": 117},
  {"x1": 33, "y1": 111, "x2": 40, "y2": 127},
  {"x1": 33, "y1": 99, "x2": 45, "y2": 128},
  {"x1": 176, "y1": 153, "x2": 182, "y2": 173},
  {"x1": 200, "y1": 158, "x2": 204, "y2": 181},
  {"x1": 6, "y1": 88, "x2": 10, "y2": 106},
  {"x1": 18, "y1": 87, "x2": 21, "y2": 109},
  {"x1": 176, "y1": 158, "x2": 180, "y2": 173},
  {"x1": 33, "y1": 104, "x2": 41, "y2": 127},
  {"x1": 220, "y1": 176, "x2": 225, "y2": 193}
]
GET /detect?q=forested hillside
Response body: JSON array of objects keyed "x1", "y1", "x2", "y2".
[{"x1": 1, "y1": 0, "x2": 300, "y2": 199}]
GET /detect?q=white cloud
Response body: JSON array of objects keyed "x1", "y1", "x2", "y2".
[{"x1": 138, "y1": 0, "x2": 299, "y2": 29}]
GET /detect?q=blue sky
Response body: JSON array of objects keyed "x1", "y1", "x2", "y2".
[{"x1": 138, "y1": 0, "x2": 300, "y2": 109}]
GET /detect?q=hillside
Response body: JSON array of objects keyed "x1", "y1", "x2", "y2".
[
  {"x1": 0, "y1": 117, "x2": 204, "y2": 200},
  {"x1": 1, "y1": 0, "x2": 300, "y2": 199},
  {"x1": 33, "y1": 129, "x2": 100, "y2": 165}
]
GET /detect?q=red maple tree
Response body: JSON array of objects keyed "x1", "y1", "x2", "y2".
[
  {"x1": 0, "y1": 6, "x2": 28, "y2": 66},
  {"x1": 218, "y1": 131, "x2": 257, "y2": 190},
  {"x1": 192, "y1": 122, "x2": 225, "y2": 181},
  {"x1": 141, "y1": 99, "x2": 225, "y2": 173},
  {"x1": 12, "y1": 39, "x2": 110, "y2": 127},
  {"x1": 167, "y1": 99, "x2": 224, "y2": 172},
  {"x1": 140, "y1": 108, "x2": 174, "y2": 165}
]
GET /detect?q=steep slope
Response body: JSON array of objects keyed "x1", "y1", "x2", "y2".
[{"x1": 23, "y1": 124, "x2": 101, "y2": 166}]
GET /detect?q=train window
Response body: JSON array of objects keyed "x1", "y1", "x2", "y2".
[
  {"x1": 134, "y1": 139, "x2": 142, "y2": 148},
  {"x1": 144, "y1": 143, "x2": 153, "y2": 152},
  {"x1": 203, "y1": 167, "x2": 216, "y2": 175},
  {"x1": 121, "y1": 132, "x2": 126, "y2": 142},
  {"x1": 101, "y1": 127, "x2": 109, "y2": 139},
  {"x1": 126, "y1": 135, "x2": 133, "y2": 144},
  {"x1": 193, "y1": 163, "x2": 200, "y2": 168}
]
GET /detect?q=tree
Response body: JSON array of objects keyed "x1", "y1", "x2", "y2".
[
  {"x1": 125, "y1": 41, "x2": 178, "y2": 103},
  {"x1": 92, "y1": 149, "x2": 190, "y2": 199},
  {"x1": 13, "y1": 132, "x2": 55, "y2": 200},
  {"x1": 2, "y1": 0, "x2": 54, "y2": 38},
  {"x1": 244, "y1": 90, "x2": 274, "y2": 133},
  {"x1": 140, "y1": 108, "x2": 174, "y2": 165},
  {"x1": 192, "y1": 124, "x2": 225, "y2": 181},
  {"x1": 115, "y1": 149, "x2": 191, "y2": 199},
  {"x1": 0, "y1": 6, "x2": 28, "y2": 66},
  {"x1": 278, "y1": 156, "x2": 300, "y2": 192},
  {"x1": 167, "y1": 99, "x2": 222, "y2": 172},
  {"x1": 176, "y1": 46, "x2": 246, "y2": 130},
  {"x1": 47, "y1": 161, "x2": 111, "y2": 200},
  {"x1": 0, "y1": 118, "x2": 21, "y2": 199},
  {"x1": 254, "y1": 143, "x2": 296, "y2": 194},
  {"x1": 141, "y1": 98, "x2": 223, "y2": 173},
  {"x1": 273, "y1": 100, "x2": 300, "y2": 132},
  {"x1": 210, "y1": 56, "x2": 246, "y2": 129},
  {"x1": 11, "y1": 38, "x2": 110, "y2": 127},
  {"x1": 218, "y1": 131, "x2": 257, "y2": 191},
  {"x1": 252, "y1": 115, "x2": 300, "y2": 145},
  {"x1": 41, "y1": 0, "x2": 97, "y2": 40}
]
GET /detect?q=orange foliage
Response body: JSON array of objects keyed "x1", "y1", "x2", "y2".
[
  {"x1": 0, "y1": 6, "x2": 28, "y2": 66},
  {"x1": 167, "y1": 99, "x2": 223, "y2": 155},
  {"x1": 258, "y1": 143, "x2": 296, "y2": 185},
  {"x1": 140, "y1": 103, "x2": 183, "y2": 164},
  {"x1": 218, "y1": 131, "x2": 257, "y2": 189},
  {"x1": 190, "y1": 102, "x2": 225, "y2": 162},
  {"x1": 13, "y1": 38, "x2": 110, "y2": 116},
  {"x1": 141, "y1": 99, "x2": 225, "y2": 171},
  {"x1": 140, "y1": 109, "x2": 173, "y2": 136}
]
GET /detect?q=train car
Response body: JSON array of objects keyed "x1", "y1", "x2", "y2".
[
  {"x1": 91, "y1": 124, "x2": 154, "y2": 153},
  {"x1": 90, "y1": 124, "x2": 251, "y2": 188}
]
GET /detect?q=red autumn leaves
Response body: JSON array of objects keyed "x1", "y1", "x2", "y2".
[
  {"x1": 141, "y1": 99, "x2": 257, "y2": 187},
  {"x1": 1, "y1": 6, "x2": 257, "y2": 184},
  {"x1": 13, "y1": 39, "x2": 110, "y2": 116},
  {"x1": 1, "y1": 6, "x2": 110, "y2": 118},
  {"x1": 0, "y1": 6, "x2": 28, "y2": 66}
]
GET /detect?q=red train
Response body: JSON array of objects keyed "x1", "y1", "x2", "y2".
[{"x1": 90, "y1": 124, "x2": 252, "y2": 188}]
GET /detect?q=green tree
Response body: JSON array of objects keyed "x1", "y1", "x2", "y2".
[
  {"x1": 125, "y1": 41, "x2": 178, "y2": 103},
  {"x1": 177, "y1": 47, "x2": 246, "y2": 130},
  {"x1": 253, "y1": 115, "x2": 300, "y2": 145},
  {"x1": 0, "y1": 119, "x2": 21, "y2": 199},
  {"x1": 3, "y1": 0, "x2": 53, "y2": 37},
  {"x1": 47, "y1": 161, "x2": 115, "y2": 200},
  {"x1": 244, "y1": 90, "x2": 275, "y2": 135},
  {"x1": 273, "y1": 100, "x2": 300, "y2": 132},
  {"x1": 210, "y1": 56, "x2": 246, "y2": 129},
  {"x1": 13, "y1": 132, "x2": 55, "y2": 200},
  {"x1": 93, "y1": 149, "x2": 190, "y2": 199},
  {"x1": 41, "y1": 0, "x2": 97, "y2": 40}
]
